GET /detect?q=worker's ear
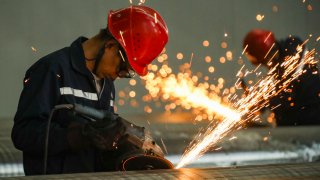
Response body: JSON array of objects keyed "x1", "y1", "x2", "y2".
[{"x1": 104, "y1": 39, "x2": 118, "y2": 49}]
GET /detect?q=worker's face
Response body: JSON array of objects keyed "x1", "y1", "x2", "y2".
[{"x1": 96, "y1": 40, "x2": 135, "y2": 80}]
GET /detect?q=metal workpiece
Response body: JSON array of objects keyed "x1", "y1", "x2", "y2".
[
  {"x1": 0, "y1": 137, "x2": 23, "y2": 177},
  {"x1": 0, "y1": 119, "x2": 23, "y2": 177},
  {"x1": 1, "y1": 116, "x2": 320, "y2": 178},
  {"x1": 159, "y1": 124, "x2": 320, "y2": 168},
  {"x1": 2, "y1": 162, "x2": 320, "y2": 179}
]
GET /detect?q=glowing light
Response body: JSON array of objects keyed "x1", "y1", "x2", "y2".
[
  {"x1": 118, "y1": 91, "x2": 126, "y2": 98},
  {"x1": 160, "y1": 138, "x2": 168, "y2": 154},
  {"x1": 130, "y1": 100, "x2": 138, "y2": 107},
  {"x1": 219, "y1": 57, "x2": 226, "y2": 64},
  {"x1": 256, "y1": 14, "x2": 265, "y2": 21},
  {"x1": 226, "y1": 51, "x2": 233, "y2": 60},
  {"x1": 205, "y1": 56, "x2": 212, "y2": 63},
  {"x1": 31, "y1": 46, "x2": 37, "y2": 52},
  {"x1": 154, "y1": 13, "x2": 158, "y2": 23},
  {"x1": 218, "y1": 78, "x2": 224, "y2": 84},
  {"x1": 189, "y1": 53, "x2": 194, "y2": 68},
  {"x1": 272, "y1": 5, "x2": 278, "y2": 12},
  {"x1": 203, "y1": 40, "x2": 210, "y2": 47},
  {"x1": 208, "y1": 66, "x2": 215, "y2": 73},
  {"x1": 138, "y1": 0, "x2": 146, "y2": 5},
  {"x1": 157, "y1": 56, "x2": 164, "y2": 63},
  {"x1": 264, "y1": 43, "x2": 275, "y2": 59},
  {"x1": 24, "y1": 78, "x2": 30, "y2": 83},
  {"x1": 144, "y1": 106, "x2": 152, "y2": 113},
  {"x1": 118, "y1": 99, "x2": 125, "y2": 106},
  {"x1": 177, "y1": 53, "x2": 184, "y2": 60},
  {"x1": 119, "y1": 31, "x2": 126, "y2": 47},
  {"x1": 192, "y1": 76, "x2": 198, "y2": 82},
  {"x1": 151, "y1": 64, "x2": 158, "y2": 72},
  {"x1": 162, "y1": 54, "x2": 168, "y2": 60},
  {"x1": 230, "y1": 87, "x2": 236, "y2": 94},
  {"x1": 143, "y1": 71, "x2": 241, "y2": 122},
  {"x1": 129, "y1": 79, "x2": 137, "y2": 86},
  {"x1": 137, "y1": 34, "x2": 316, "y2": 168},
  {"x1": 221, "y1": 42, "x2": 228, "y2": 49},
  {"x1": 129, "y1": 91, "x2": 136, "y2": 98},
  {"x1": 242, "y1": 44, "x2": 248, "y2": 55}
]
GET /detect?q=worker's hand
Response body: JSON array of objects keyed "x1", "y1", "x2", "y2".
[
  {"x1": 67, "y1": 122, "x2": 91, "y2": 151},
  {"x1": 82, "y1": 113, "x2": 126, "y2": 151}
]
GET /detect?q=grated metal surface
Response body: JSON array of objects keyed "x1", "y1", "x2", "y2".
[
  {"x1": 0, "y1": 119, "x2": 24, "y2": 177},
  {"x1": 2, "y1": 162, "x2": 320, "y2": 179},
  {"x1": 1, "y1": 117, "x2": 320, "y2": 178}
]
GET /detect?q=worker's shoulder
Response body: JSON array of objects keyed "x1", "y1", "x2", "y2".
[
  {"x1": 41, "y1": 46, "x2": 71, "y2": 65},
  {"x1": 27, "y1": 47, "x2": 71, "y2": 74}
]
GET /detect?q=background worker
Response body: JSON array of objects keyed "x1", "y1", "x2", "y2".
[
  {"x1": 12, "y1": 5, "x2": 169, "y2": 175},
  {"x1": 242, "y1": 29, "x2": 320, "y2": 126}
]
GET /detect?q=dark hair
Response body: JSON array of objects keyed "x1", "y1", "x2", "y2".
[{"x1": 97, "y1": 28, "x2": 115, "y2": 41}]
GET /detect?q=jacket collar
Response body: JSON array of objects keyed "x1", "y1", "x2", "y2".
[{"x1": 70, "y1": 37, "x2": 92, "y2": 76}]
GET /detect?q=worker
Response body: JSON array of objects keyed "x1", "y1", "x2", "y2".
[
  {"x1": 242, "y1": 29, "x2": 320, "y2": 126},
  {"x1": 12, "y1": 5, "x2": 169, "y2": 175}
]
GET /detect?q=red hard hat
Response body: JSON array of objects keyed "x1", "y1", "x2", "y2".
[
  {"x1": 243, "y1": 29, "x2": 276, "y2": 64},
  {"x1": 108, "y1": 5, "x2": 169, "y2": 76}
]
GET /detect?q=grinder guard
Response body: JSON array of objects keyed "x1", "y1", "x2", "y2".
[{"x1": 112, "y1": 116, "x2": 174, "y2": 171}]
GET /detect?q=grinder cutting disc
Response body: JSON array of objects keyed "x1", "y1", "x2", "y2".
[{"x1": 120, "y1": 154, "x2": 174, "y2": 171}]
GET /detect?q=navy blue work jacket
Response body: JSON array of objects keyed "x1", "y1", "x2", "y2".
[
  {"x1": 12, "y1": 37, "x2": 116, "y2": 175},
  {"x1": 269, "y1": 37, "x2": 320, "y2": 126}
]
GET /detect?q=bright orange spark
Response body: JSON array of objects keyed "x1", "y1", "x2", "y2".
[
  {"x1": 176, "y1": 47, "x2": 316, "y2": 168},
  {"x1": 31, "y1": 46, "x2": 37, "y2": 52},
  {"x1": 143, "y1": 71, "x2": 240, "y2": 120}
]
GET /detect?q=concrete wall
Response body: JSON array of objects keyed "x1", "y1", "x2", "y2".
[{"x1": 1, "y1": 0, "x2": 319, "y2": 118}]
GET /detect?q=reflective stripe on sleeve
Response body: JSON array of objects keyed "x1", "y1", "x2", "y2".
[{"x1": 60, "y1": 87, "x2": 98, "y2": 101}]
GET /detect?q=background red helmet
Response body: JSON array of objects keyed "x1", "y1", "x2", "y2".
[
  {"x1": 243, "y1": 29, "x2": 276, "y2": 65},
  {"x1": 108, "y1": 5, "x2": 169, "y2": 76}
]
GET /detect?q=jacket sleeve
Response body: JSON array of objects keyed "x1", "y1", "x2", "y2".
[{"x1": 12, "y1": 61, "x2": 69, "y2": 155}]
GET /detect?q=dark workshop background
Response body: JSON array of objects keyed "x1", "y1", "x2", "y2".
[{"x1": 0, "y1": 0, "x2": 319, "y2": 120}]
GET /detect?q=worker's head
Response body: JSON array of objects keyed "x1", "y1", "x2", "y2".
[
  {"x1": 91, "y1": 6, "x2": 168, "y2": 80},
  {"x1": 108, "y1": 5, "x2": 168, "y2": 77},
  {"x1": 92, "y1": 29, "x2": 136, "y2": 80},
  {"x1": 243, "y1": 29, "x2": 277, "y2": 66}
]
